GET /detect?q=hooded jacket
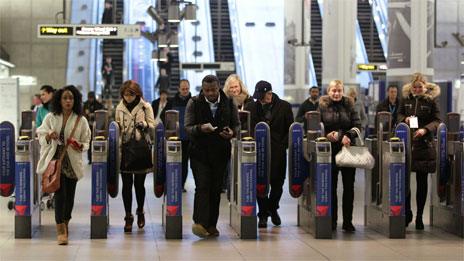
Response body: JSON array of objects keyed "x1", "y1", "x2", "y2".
[{"x1": 397, "y1": 82, "x2": 441, "y2": 173}]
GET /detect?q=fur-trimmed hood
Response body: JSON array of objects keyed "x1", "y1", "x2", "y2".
[
  {"x1": 402, "y1": 82, "x2": 441, "y2": 99},
  {"x1": 318, "y1": 95, "x2": 355, "y2": 110}
]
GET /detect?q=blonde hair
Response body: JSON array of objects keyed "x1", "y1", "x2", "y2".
[
  {"x1": 411, "y1": 72, "x2": 427, "y2": 86},
  {"x1": 327, "y1": 80, "x2": 344, "y2": 93},
  {"x1": 223, "y1": 74, "x2": 249, "y2": 97},
  {"x1": 347, "y1": 86, "x2": 358, "y2": 98}
]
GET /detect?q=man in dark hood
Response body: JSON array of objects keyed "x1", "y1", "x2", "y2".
[{"x1": 244, "y1": 81, "x2": 294, "y2": 228}]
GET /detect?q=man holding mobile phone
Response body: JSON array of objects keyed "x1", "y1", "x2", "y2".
[{"x1": 184, "y1": 75, "x2": 239, "y2": 238}]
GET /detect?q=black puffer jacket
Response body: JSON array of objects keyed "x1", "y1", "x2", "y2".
[
  {"x1": 318, "y1": 95, "x2": 362, "y2": 155},
  {"x1": 184, "y1": 90, "x2": 239, "y2": 162},
  {"x1": 244, "y1": 93, "x2": 294, "y2": 150},
  {"x1": 397, "y1": 82, "x2": 441, "y2": 173}
]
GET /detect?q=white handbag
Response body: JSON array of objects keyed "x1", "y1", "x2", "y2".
[{"x1": 335, "y1": 127, "x2": 375, "y2": 170}]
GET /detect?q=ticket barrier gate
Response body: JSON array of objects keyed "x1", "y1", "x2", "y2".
[
  {"x1": 230, "y1": 111, "x2": 257, "y2": 239},
  {"x1": 291, "y1": 111, "x2": 332, "y2": 239},
  {"x1": 15, "y1": 111, "x2": 41, "y2": 238},
  {"x1": 365, "y1": 112, "x2": 408, "y2": 238},
  {"x1": 91, "y1": 110, "x2": 120, "y2": 239},
  {"x1": 431, "y1": 113, "x2": 464, "y2": 238},
  {"x1": 0, "y1": 120, "x2": 15, "y2": 204},
  {"x1": 154, "y1": 110, "x2": 183, "y2": 239}
]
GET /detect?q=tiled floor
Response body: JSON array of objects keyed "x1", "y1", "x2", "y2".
[{"x1": 0, "y1": 161, "x2": 463, "y2": 261}]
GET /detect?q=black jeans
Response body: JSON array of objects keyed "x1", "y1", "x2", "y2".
[
  {"x1": 181, "y1": 140, "x2": 190, "y2": 187},
  {"x1": 55, "y1": 175, "x2": 77, "y2": 224},
  {"x1": 257, "y1": 147, "x2": 287, "y2": 218},
  {"x1": 191, "y1": 157, "x2": 227, "y2": 228},
  {"x1": 121, "y1": 173, "x2": 147, "y2": 215},
  {"x1": 405, "y1": 171, "x2": 428, "y2": 217},
  {"x1": 331, "y1": 164, "x2": 356, "y2": 224}
]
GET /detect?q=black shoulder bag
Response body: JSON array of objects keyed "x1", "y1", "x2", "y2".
[{"x1": 121, "y1": 108, "x2": 153, "y2": 172}]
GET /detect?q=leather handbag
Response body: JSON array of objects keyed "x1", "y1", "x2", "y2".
[
  {"x1": 335, "y1": 127, "x2": 375, "y2": 170},
  {"x1": 42, "y1": 116, "x2": 81, "y2": 193},
  {"x1": 121, "y1": 110, "x2": 153, "y2": 172}
]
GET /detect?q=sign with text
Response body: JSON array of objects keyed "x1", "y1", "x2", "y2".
[{"x1": 38, "y1": 24, "x2": 141, "y2": 39}]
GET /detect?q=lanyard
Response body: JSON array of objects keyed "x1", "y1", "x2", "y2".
[{"x1": 389, "y1": 104, "x2": 396, "y2": 114}]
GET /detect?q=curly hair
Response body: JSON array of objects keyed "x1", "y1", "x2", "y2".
[{"x1": 51, "y1": 85, "x2": 83, "y2": 116}]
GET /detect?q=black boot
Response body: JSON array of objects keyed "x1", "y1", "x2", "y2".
[
  {"x1": 269, "y1": 210, "x2": 281, "y2": 226},
  {"x1": 136, "y1": 208, "x2": 145, "y2": 229},
  {"x1": 342, "y1": 221, "x2": 355, "y2": 232},
  {"x1": 405, "y1": 210, "x2": 413, "y2": 227},
  {"x1": 124, "y1": 214, "x2": 134, "y2": 233},
  {"x1": 415, "y1": 216, "x2": 424, "y2": 230},
  {"x1": 258, "y1": 216, "x2": 268, "y2": 228}
]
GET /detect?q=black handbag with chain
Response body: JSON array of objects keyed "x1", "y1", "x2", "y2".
[{"x1": 121, "y1": 108, "x2": 153, "y2": 172}]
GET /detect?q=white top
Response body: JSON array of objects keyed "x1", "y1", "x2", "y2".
[{"x1": 36, "y1": 112, "x2": 91, "y2": 180}]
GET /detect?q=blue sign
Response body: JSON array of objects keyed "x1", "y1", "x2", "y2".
[
  {"x1": 92, "y1": 162, "x2": 107, "y2": 216},
  {"x1": 107, "y1": 122, "x2": 119, "y2": 198},
  {"x1": 395, "y1": 123, "x2": 410, "y2": 173},
  {"x1": 173, "y1": 106, "x2": 187, "y2": 140},
  {"x1": 438, "y1": 124, "x2": 449, "y2": 187},
  {"x1": 15, "y1": 162, "x2": 31, "y2": 216},
  {"x1": 316, "y1": 163, "x2": 331, "y2": 216},
  {"x1": 154, "y1": 123, "x2": 166, "y2": 198},
  {"x1": 289, "y1": 123, "x2": 309, "y2": 198},
  {"x1": 389, "y1": 163, "x2": 405, "y2": 216},
  {"x1": 0, "y1": 121, "x2": 15, "y2": 197},
  {"x1": 255, "y1": 122, "x2": 269, "y2": 198},
  {"x1": 241, "y1": 162, "x2": 256, "y2": 216},
  {"x1": 166, "y1": 162, "x2": 182, "y2": 216}
]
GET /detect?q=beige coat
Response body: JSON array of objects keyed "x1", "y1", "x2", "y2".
[
  {"x1": 36, "y1": 113, "x2": 91, "y2": 180},
  {"x1": 115, "y1": 99, "x2": 156, "y2": 144}
]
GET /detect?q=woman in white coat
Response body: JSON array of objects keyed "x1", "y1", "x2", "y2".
[
  {"x1": 36, "y1": 85, "x2": 91, "y2": 245},
  {"x1": 115, "y1": 80, "x2": 155, "y2": 233}
]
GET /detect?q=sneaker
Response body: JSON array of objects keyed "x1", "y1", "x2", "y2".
[
  {"x1": 258, "y1": 216, "x2": 268, "y2": 228},
  {"x1": 415, "y1": 217, "x2": 424, "y2": 230},
  {"x1": 207, "y1": 227, "x2": 220, "y2": 237},
  {"x1": 342, "y1": 222, "x2": 355, "y2": 232},
  {"x1": 192, "y1": 223, "x2": 210, "y2": 238},
  {"x1": 406, "y1": 210, "x2": 413, "y2": 227},
  {"x1": 269, "y1": 211, "x2": 281, "y2": 226}
]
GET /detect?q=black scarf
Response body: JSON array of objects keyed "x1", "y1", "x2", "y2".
[{"x1": 124, "y1": 96, "x2": 141, "y2": 113}]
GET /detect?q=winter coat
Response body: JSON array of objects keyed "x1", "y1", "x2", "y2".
[
  {"x1": 184, "y1": 89, "x2": 239, "y2": 163},
  {"x1": 318, "y1": 95, "x2": 362, "y2": 155},
  {"x1": 354, "y1": 98, "x2": 368, "y2": 130},
  {"x1": 231, "y1": 93, "x2": 254, "y2": 111},
  {"x1": 115, "y1": 98, "x2": 156, "y2": 144},
  {"x1": 375, "y1": 98, "x2": 400, "y2": 129},
  {"x1": 36, "y1": 113, "x2": 91, "y2": 180},
  {"x1": 295, "y1": 98, "x2": 319, "y2": 130},
  {"x1": 244, "y1": 93, "x2": 294, "y2": 150},
  {"x1": 397, "y1": 82, "x2": 441, "y2": 173},
  {"x1": 151, "y1": 98, "x2": 171, "y2": 125},
  {"x1": 169, "y1": 92, "x2": 192, "y2": 140}
]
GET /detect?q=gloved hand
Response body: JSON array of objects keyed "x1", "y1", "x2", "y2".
[{"x1": 135, "y1": 121, "x2": 146, "y2": 130}]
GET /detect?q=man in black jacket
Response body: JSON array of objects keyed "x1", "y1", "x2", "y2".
[
  {"x1": 185, "y1": 75, "x2": 239, "y2": 238},
  {"x1": 375, "y1": 85, "x2": 399, "y2": 129},
  {"x1": 296, "y1": 86, "x2": 320, "y2": 128},
  {"x1": 170, "y1": 79, "x2": 192, "y2": 191},
  {"x1": 83, "y1": 91, "x2": 104, "y2": 164},
  {"x1": 244, "y1": 81, "x2": 294, "y2": 228}
]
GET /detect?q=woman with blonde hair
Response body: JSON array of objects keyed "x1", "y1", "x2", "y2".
[
  {"x1": 318, "y1": 80, "x2": 361, "y2": 232},
  {"x1": 223, "y1": 74, "x2": 253, "y2": 110},
  {"x1": 115, "y1": 80, "x2": 156, "y2": 232},
  {"x1": 397, "y1": 72, "x2": 441, "y2": 230},
  {"x1": 347, "y1": 86, "x2": 368, "y2": 131}
]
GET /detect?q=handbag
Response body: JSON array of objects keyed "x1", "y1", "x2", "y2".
[
  {"x1": 121, "y1": 109, "x2": 153, "y2": 172},
  {"x1": 335, "y1": 127, "x2": 375, "y2": 170},
  {"x1": 42, "y1": 116, "x2": 81, "y2": 193}
]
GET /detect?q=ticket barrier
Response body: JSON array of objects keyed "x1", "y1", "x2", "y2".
[
  {"x1": 291, "y1": 111, "x2": 332, "y2": 239},
  {"x1": 0, "y1": 120, "x2": 15, "y2": 205},
  {"x1": 154, "y1": 110, "x2": 183, "y2": 239},
  {"x1": 90, "y1": 110, "x2": 120, "y2": 239},
  {"x1": 230, "y1": 111, "x2": 257, "y2": 239},
  {"x1": 431, "y1": 113, "x2": 464, "y2": 238},
  {"x1": 365, "y1": 112, "x2": 408, "y2": 238},
  {"x1": 15, "y1": 111, "x2": 41, "y2": 238}
]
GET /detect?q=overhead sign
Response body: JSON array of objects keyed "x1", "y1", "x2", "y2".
[
  {"x1": 38, "y1": 24, "x2": 141, "y2": 39},
  {"x1": 180, "y1": 62, "x2": 235, "y2": 71},
  {"x1": 357, "y1": 63, "x2": 388, "y2": 72}
]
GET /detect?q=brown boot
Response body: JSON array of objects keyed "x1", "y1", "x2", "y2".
[
  {"x1": 64, "y1": 219, "x2": 70, "y2": 235},
  {"x1": 56, "y1": 223, "x2": 68, "y2": 245}
]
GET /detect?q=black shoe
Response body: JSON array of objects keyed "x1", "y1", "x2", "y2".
[
  {"x1": 415, "y1": 217, "x2": 424, "y2": 230},
  {"x1": 124, "y1": 214, "x2": 134, "y2": 233},
  {"x1": 258, "y1": 216, "x2": 268, "y2": 228},
  {"x1": 269, "y1": 211, "x2": 281, "y2": 226},
  {"x1": 406, "y1": 210, "x2": 413, "y2": 227},
  {"x1": 342, "y1": 222, "x2": 355, "y2": 232}
]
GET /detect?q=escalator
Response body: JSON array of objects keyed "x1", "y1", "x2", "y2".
[
  {"x1": 357, "y1": 0, "x2": 386, "y2": 64},
  {"x1": 209, "y1": 0, "x2": 235, "y2": 85},
  {"x1": 310, "y1": 0, "x2": 322, "y2": 87}
]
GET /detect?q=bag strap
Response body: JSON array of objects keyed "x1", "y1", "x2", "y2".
[
  {"x1": 350, "y1": 127, "x2": 365, "y2": 146},
  {"x1": 59, "y1": 116, "x2": 81, "y2": 162}
]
